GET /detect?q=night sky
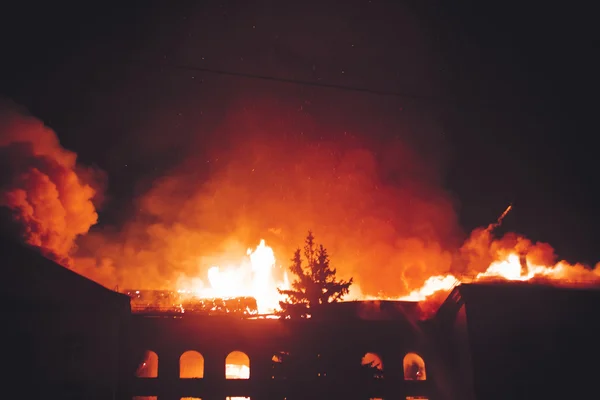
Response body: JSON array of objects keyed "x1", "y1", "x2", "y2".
[{"x1": 1, "y1": 1, "x2": 597, "y2": 268}]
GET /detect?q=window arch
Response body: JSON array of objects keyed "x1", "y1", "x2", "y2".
[
  {"x1": 180, "y1": 350, "x2": 204, "y2": 378},
  {"x1": 403, "y1": 352, "x2": 426, "y2": 381},
  {"x1": 136, "y1": 350, "x2": 158, "y2": 378},
  {"x1": 225, "y1": 351, "x2": 250, "y2": 379},
  {"x1": 271, "y1": 351, "x2": 291, "y2": 380},
  {"x1": 361, "y1": 352, "x2": 384, "y2": 379}
]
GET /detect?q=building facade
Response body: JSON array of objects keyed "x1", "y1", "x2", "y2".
[
  {"x1": 5, "y1": 234, "x2": 599, "y2": 400},
  {"x1": 127, "y1": 301, "x2": 436, "y2": 400}
]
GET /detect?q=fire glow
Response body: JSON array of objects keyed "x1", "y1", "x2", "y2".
[
  {"x1": 3, "y1": 107, "x2": 600, "y2": 318},
  {"x1": 175, "y1": 234, "x2": 600, "y2": 316},
  {"x1": 176, "y1": 240, "x2": 290, "y2": 314}
]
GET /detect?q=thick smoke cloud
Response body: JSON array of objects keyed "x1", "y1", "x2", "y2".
[
  {"x1": 0, "y1": 102, "x2": 101, "y2": 267},
  {"x1": 460, "y1": 227, "x2": 600, "y2": 280},
  {"x1": 77, "y1": 104, "x2": 463, "y2": 295},
  {"x1": 4, "y1": 99, "x2": 598, "y2": 300}
]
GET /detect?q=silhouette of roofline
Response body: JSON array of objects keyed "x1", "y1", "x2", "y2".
[{"x1": 1, "y1": 234, "x2": 131, "y2": 307}]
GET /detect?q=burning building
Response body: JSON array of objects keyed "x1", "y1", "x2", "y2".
[
  {"x1": 3, "y1": 231, "x2": 600, "y2": 400},
  {"x1": 127, "y1": 300, "x2": 434, "y2": 400}
]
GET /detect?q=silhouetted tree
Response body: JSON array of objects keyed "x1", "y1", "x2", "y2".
[{"x1": 278, "y1": 231, "x2": 353, "y2": 319}]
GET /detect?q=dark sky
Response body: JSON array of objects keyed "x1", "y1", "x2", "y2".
[{"x1": 1, "y1": 1, "x2": 597, "y2": 264}]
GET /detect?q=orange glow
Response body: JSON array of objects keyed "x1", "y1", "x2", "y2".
[
  {"x1": 350, "y1": 205, "x2": 600, "y2": 308},
  {"x1": 176, "y1": 240, "x2": 289, "y2": 314},
  {"x1": 162, "y1": 228, "x2": 599, "y2": 317},
  {"x1": 403, "y1": 352, "x2": 426, "y2": 380},
  {"x1": 5, "y1": 106, "x2": 600, "y2": 317},
  {"x1": 361, "y1": 352, "x2": 383, "y2": 371},
  {"x1": 71, "y1": 132, "x2": 464, "y2": 297},
  {"x1": 136, "y1": 351, "x2": 158, "y2": 378},
  {"x1": 0, "y1": 107, "x2": 100, "y2": 267},
  {"x1": 225, "y1": 351, "x2": 250, "y2": 379},
  {"x1": 396, "y1": 247, "x2": 600, "y2": 305},
  {"x1": 180, "y1": 351, "x2": 204, "y2": 378}
]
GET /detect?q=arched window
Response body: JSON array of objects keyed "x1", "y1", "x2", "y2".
[
  {"x1": 271, "y1": 351, "x2": 290, "y2": 380},
  {"x1": 180, "y1": 350, "x2": 204, "y2": 378},
  {"x1": 225, "y1": 351, "x2": 250, "y2": 379},
  {"x1": 403, "y1": 352, "x2": 426, "y2": 381},
  {"x1": 136, "y1": 350, "x2": 158, "y2": 378},
  {"x1": 361, "y1": 352, "x2": 384, "y2": 379}
]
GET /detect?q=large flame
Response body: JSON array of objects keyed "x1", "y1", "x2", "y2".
[
  {"x1": 177, "y1": 234, "x2": 600, "y2": 317},
  {"x1": 3, "y1": 105, "x2": 598, "y2": 320},
  {"x1": 179, "y1": 206, "x2": 600, "y2": 317},
  {"x1": 371, "y1": 205, "x2": 600, "y2": 305},
  {"x1": 399, "y1": 252, "x2": 600, "y2": 303},
  {"x1": 177, "y1": 239, "x2": 290, "y2": 314}
]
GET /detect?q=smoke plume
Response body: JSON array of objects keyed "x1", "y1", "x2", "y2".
[
  {"x1": 0, "y1": 102, "x2": 101, "y2": 267},
  {"x1": 77, "y1": 104, "x2": 462, "y2": 294},
  {"x1": 4, "y1": 100, "x2": 598, "y2": 300}
]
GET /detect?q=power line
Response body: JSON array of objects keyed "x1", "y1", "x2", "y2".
[
  {"x1": 122, "y1": 60, "x2": 532, "y2": 113},
  {"x1": 126, "y1": 59, "x2": 462, "y2": 108}
]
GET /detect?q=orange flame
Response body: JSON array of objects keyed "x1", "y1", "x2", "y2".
[
  {"x1": 177, "y1": 231, "x2": 600, "y2": 317},
  {"x1": 389, "y1": 204, "x2": 600, "y2": 304},
  {"x1": 4, "y1": 107, "x2": 597, "y2": 317},
  {"x1": 178, "y1": 239, "x2": 290, "y2": 314}
]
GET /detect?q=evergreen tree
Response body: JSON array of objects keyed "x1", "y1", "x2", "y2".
[{"x1": 278, "y1": 231, "x2": 353, "y2": 319}]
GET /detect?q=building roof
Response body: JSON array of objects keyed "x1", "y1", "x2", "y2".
[
  {"x1": 435, "y1": 280, "x2": 600, "y2": 324},
  {"x1": 458, "y1": 280, "x2": 600, "y2": 301},
  {"x1": 322, "y1": 300, "x2": 422, "y2": 321},
  {"x1": 0, "y1": 235, "x2": 131, "y2": 312}
]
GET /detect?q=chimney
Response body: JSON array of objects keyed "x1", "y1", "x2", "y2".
[{"x1": 519, "y1": 253, "x2": 528, "y2": 276}]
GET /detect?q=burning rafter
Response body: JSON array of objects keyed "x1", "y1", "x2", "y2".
[{"x1": 125, "y1": 289, "x2": 259, "y2": 315}]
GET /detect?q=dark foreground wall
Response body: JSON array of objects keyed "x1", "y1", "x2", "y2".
[
  {"x1": 435, "y1": 282, "x2": 600, "y2": 400},
  {"x1": 126, "y1": 301, "x2": 437, "y2": 400},
  {"x1": 1, "y1": 237, "x2": 132, "y2": 400}
]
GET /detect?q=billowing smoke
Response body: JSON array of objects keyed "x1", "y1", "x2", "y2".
[
  {"x1": 77, "y1": 104, "x2": 462, "y2": 294},
  {"x1": 460, "y1": 227, "x2": 600, "y2": 280},
  {"x1": 0, "y1": 101, "x2": 102, "y2": 267},
  {"x1": 4, "y1": 99, "x2": 598, "y2": 302}
]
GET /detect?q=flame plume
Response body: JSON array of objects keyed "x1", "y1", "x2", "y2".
[{"x1": 3, "y1": 103, "x2": 597, "y2": 318}]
